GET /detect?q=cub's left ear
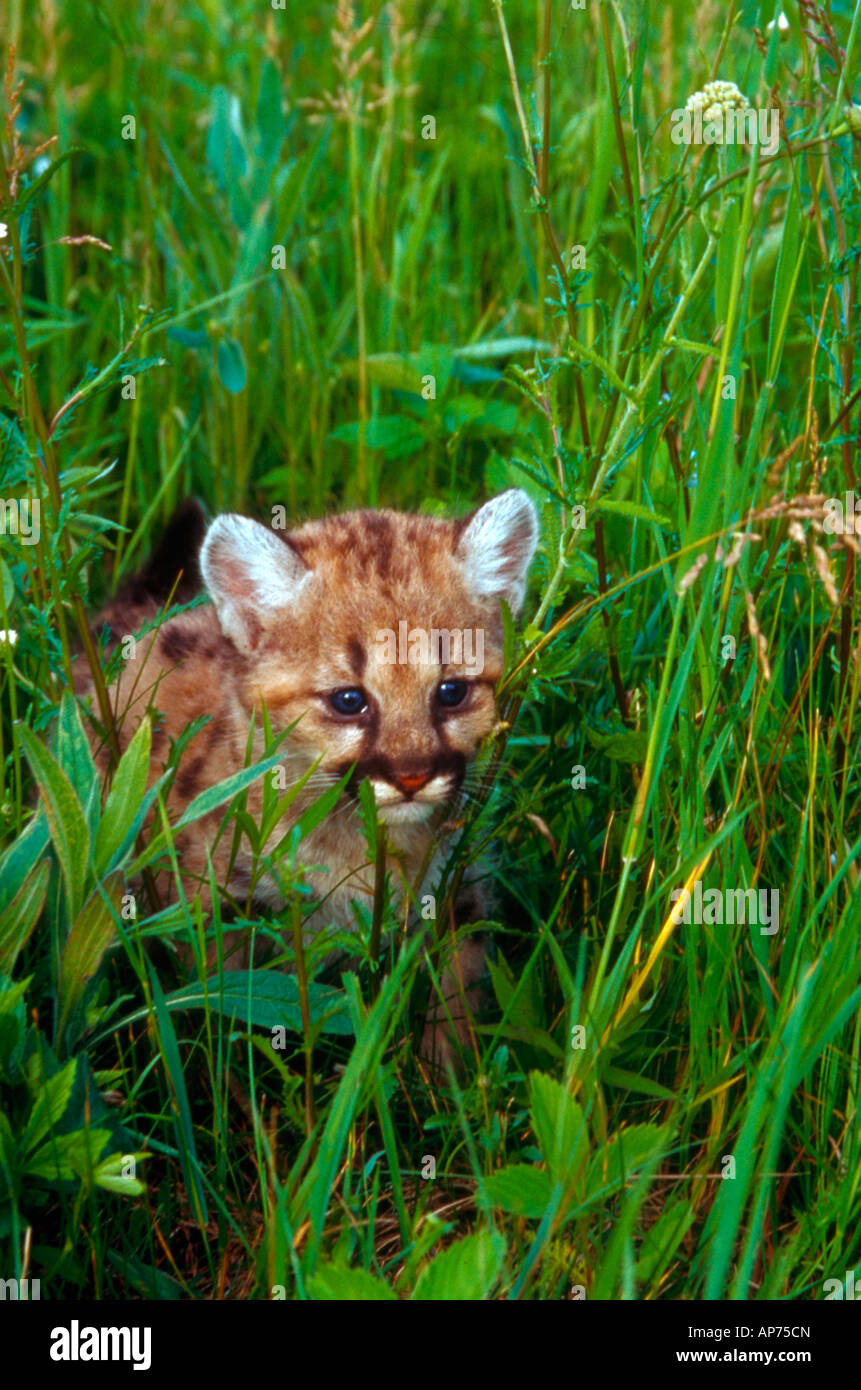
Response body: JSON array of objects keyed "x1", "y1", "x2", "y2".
[
  {"x1": 455, "y1": 489, "x2": 539, "y2": 614},
  {"x1": 200, "y1": 513, "x2": 310, "y2": 653}
]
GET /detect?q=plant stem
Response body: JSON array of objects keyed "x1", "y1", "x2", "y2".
[{"x1": 291, "y1": 893, "x2": 316, "y2": 1134}]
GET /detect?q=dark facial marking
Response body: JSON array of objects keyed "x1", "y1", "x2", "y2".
[
  {"x1": 360, "y1": 512, "x2": 394, "y2": 578},
  {"x1": 347, "y1": 638, "x2": 366, "y2": 678},
  {"x1": 336, "y1": 750, "x2": 466, "y2": 800},
  {"x1": 175, "y1": 753, "x2": 207, "y2": 801},
  {"x1": 160, "y1": 623, "x2": 200, "y2": 665}
]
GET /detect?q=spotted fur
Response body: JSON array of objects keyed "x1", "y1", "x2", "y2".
[{"x1": 84, "y1": 491, "x2": 538, "y2": 1061}]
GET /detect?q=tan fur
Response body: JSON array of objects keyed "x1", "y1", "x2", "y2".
[{"x1": 81, "y1": 493, "x2": 538, "y2": 1062}]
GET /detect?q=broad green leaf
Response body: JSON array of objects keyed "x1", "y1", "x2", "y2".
[
  {"x1": 94, "y1": 718, "x2": 152, "y2": 875},
  {"x1": 412, "y1": 1229, "x2": 506, "y2": 1301},
  {"x1": 356, "y1": 353, "x2": 424, "y2": 394},
  {"x1": 309, "y1": 1264, "x2": 397, "y2": 1301},
  {"x1": 0, "y1": 859, "x2": 49, "y2": 975},
  {"x1": 487, "y1": 949, "x2": 543, "y2": 1033},
  {"x1": 58, "y1": 881, "x2": 122, "y2": 1037},
  {"x1": 528, "y1": 1071, "x2": 588, "y2": 1185},
  {"x1": 455, "y1": 336, "x2": 552, "y2": 360},
  {"x1": 16, "y1": 723, "x2": 90, "y2": 920},
  {"x1": 216, "y1": 337, "x2": 247, "y2": 394},
  {"x1": 206, "y1": 85, "x2": 246, "y2": 190},
  {"x1": 0, "y1": 975, "x2": 31, "y2": 1017},
  {"x1": 328, "y1": 415, "x2": 425, "y2": 458},
  {"x1": 0, "y1": 975, "x2": 31, "y2": 1082},
  {"x1": 583, "y1": 727, "x2": 649, "y2": 764},
  {"x1": 25, "y1": 1127, "x2": 113, "y2": 1183},
  {"x1": 586, "y1": 1123, "x2": 666, "y2": 1198},
  {"x1": 106, "y1": 1250, "x2": 184, "y2": 1299},
  {"x1": 104, "y1": 772, "x2": 172, "y2": 876},
  {"x1": 442, "y1": 395, "x2": 518, "y2": 435},
  {"x1": 52, "y1": 694, "x2": 98, "y2": 836},
  {"x1": 93, "y1": 1151, "x2": 146, "y2": 1196},
  {"x1": 166, "y1": 325, "x2": 209, "y2": 348},
  {"x1": 22, "y1": 1057, "x2": 78, "y2": 1154},
  {"x1": 346, "y1": 346, "x2": 454, "y2": 396},
  {"x1": 160, "y1": 971, "x2": 353, "y2": 1036},
  {"x1": 481, "y1": 1164, "x2": 554, "y2": 1220}
]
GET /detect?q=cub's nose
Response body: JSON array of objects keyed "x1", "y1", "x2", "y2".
[{"x1": 393, "y1": 769, "x2": 432, "y2": 797}]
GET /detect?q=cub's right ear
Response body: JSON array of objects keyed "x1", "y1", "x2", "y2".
[
  {"x1": 200, "y1": 514, "x2": 310, "y2": 653},
  {"x1": 455, "y1": 489, "x2": 539, "y2": 614}
]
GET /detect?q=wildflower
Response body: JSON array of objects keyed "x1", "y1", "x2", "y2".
[
  {"x1": 766, "y1": 13, "x2": 790, "y2": 37},
  {"x1": 685, "y1": 80, "x2": 750, "y2": 125},
  {"x1": 0, "y1": 629, "x2": 17, "y2": 646},
  {"x1": 0, "y1": 223, "x2": 7, "y2": 239}
]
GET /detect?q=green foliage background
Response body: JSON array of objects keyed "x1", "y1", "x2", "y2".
[{"x1": 1, "y1": 0, "x2": 861, "y2": 1300}]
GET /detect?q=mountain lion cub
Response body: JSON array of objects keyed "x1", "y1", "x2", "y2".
[{"x1": 84, "y1": 489, "x2": 539, "y2": 1068}]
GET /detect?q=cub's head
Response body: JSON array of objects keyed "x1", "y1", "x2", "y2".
[{"x1": 200, "y1": 491, "x2": 538, "y2": 827}]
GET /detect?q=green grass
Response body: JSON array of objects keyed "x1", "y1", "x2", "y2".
[{"x1": 2, "y1": 0, "x2": 861, "y2": 1300}]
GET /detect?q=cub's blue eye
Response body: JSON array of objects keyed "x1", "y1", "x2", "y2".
[
  {"x1": 437, "y1": 679, "x2": 469, "y2": 709},
  {"x1": 329, "y1": 687, "x2": 368, "y2": 716}
]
